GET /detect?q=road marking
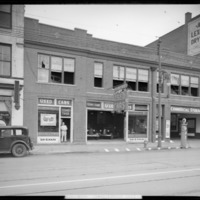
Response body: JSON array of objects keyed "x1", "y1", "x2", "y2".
[
  {"x1": 1, "y1": 168, "x2": 200, "y2": 189},
  {"x1": 126, "y1": 148, "x2": 130, "y2": 151},
  {"x1": 104, "y1": 149, "x2": 109, "y2": 152},
  {"x1": 114, "y1": 148, "x2": 119, "y2": 152},
  {"x1": 136, "y1": 148, "x2": 141, "y2": 151}
]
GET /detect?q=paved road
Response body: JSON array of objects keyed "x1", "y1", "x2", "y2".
[{"x1": 0, "y1": 148, "x2": 200, "y2": 196}]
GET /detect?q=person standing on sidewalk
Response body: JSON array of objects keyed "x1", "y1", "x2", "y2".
[{"x1": 60, "y1": 122, "x2": 68, "y2": 142}]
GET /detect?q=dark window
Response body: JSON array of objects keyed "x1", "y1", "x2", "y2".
[
  {"x1": 113, "y1": 65, "x2": 124, "y2": 88},
  {"x1": 171, "y1": 74, "x2": 180, "y2": 95},
  {"x1": 190, "y1": 77, "x2": 199, "y2": 97},
  {"x1": 181, "y1": 75, "x2": 189, "y2": 95},
  {"x1": 138, "y1": 69, "x2": 148, "y2": 92},
  {"x1": 0, "y1": 44, "x2": 11, "y2": 77},
  {"x1": 64, "y1": 58, "x2": 75, "y2": 84},
  {"x1": 126, "y1": 67, "x2": 136, "y2": 91},
  {"x1": 0, "y1": 5, "x2": 11, "y2": 29}
]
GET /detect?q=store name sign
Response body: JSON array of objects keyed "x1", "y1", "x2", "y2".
[
  {"x1": 38, "y1": 98, "x2": 54, "y2": 105},
  {"x1": 86, "y1": 101, "x2": 101, "y2": 108},
  {"x1": 171, "y1": 106, "x2": 200, "y2": 114},
  {"x1": 188, "y1": 17, "x2": 200, "y2": 56},
  {"x1": 57, "y1": 99, "x2": 72, "y2": 106}
]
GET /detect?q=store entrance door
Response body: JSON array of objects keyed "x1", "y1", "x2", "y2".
[{"x1": 61, "y1": 118, "x2": 71, "y2": 141}]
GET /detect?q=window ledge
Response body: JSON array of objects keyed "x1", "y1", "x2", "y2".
[{"x1": 36, "y1": 82, "x2": 76, "y2": 87}]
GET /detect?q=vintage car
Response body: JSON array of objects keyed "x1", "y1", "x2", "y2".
[{"x1": 0, "y1": 126, "x2": 34, "y2": 157}]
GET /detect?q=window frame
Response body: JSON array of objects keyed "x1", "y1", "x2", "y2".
[
  {"x1": 94, "y1": 62, "x2": 103, "y2": 88},
  {"x1": 0, "y1": 5, "x2": 12, "y2": 29},
  {"x1": 0, "y1": 43, "x2": 11, "y2": 77}
]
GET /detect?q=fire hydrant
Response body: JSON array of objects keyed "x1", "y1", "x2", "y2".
[{"x1": 180, "y1": 118, "x2": 188, "y2": 148}]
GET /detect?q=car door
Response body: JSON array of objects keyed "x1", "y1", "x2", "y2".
[{"x1": 0, "y1": 129, "x2": 13, "y2": 152}]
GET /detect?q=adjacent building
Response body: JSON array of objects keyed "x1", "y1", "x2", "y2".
[
  {"x1": 24, "y1": 16, "x2": 200, "y2": 145},
  {"x1": 146, "y1": 12, "x2": 200, "y2": 57},
  {"x1": 0, "y1": 5, "x2": 24, "y2": 126}
]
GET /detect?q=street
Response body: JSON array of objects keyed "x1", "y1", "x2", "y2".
[{"x1": 0, "y1": 148, "x2": 200, "y2": 196}]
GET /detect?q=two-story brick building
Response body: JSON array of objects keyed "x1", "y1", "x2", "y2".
[
  {"x1": 24, "y1": 16, "x2": 200, "y2": 145},
  {"x1": 0, "y1": 5, "x2": 24, "y2": 126}
]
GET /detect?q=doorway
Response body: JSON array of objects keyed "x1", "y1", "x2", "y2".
[{"x1": 61, "y1": 118, "x2": 71, "y2": 141}]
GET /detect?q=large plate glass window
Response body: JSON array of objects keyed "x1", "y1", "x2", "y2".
[{"x1": 0, "y1": 44, "x2": 11, "y2": 77}]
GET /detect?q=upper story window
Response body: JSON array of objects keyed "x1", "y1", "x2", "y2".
[
  {"x1": 138, "y1": 69, "x2": 148, "y2": 92},
  {"x1": 171, "y1": 73, "x2": 199, "y2": 97},
  {"x1": 113, "y1": 65, "x2": 149, "y2": 92},
  {"x1": 0, "y1": 44, "x2": 11, "y2": 77},
  {"x1": 0, "y1": 5, "x2": 11, "y2": 29},
  {"x1": 94, "y1": 62, "x2": 103, "y2": 88},
  {"x1": 113, "y1": 65, "x2": 125, "y2": 88},
  {"x1": 38, "y1": 54, "x2": 75, "y2": 85}
]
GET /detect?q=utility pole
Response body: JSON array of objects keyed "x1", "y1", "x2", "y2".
[{"x1": 157, "y1": 39, "x2": 162, "y2": 148}]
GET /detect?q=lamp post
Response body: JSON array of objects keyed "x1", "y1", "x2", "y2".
[{"x1": 157, "y1": 39, "x2": 162, "y2": 148}]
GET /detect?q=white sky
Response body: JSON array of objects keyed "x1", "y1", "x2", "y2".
[{"x1": 25, "y1": 4, "x2": 200, "y2": 46}]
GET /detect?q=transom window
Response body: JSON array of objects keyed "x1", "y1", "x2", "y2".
[
  {"x1": 38, "y1": 54, "x2": 75, "y2": 85},
  {"x1": 113, "y1": 65, "x2": 149, "y2": 92},
  {"x1": 0, "y1": 5, "x2": 11, "y2": 29},
  {"x1": 0, "y1": 44, "x2": 11, "y2": 77}
]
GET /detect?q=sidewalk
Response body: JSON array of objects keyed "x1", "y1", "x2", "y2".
[{"x1": 31, "y1": 138, "x2": 200, "y2": 155}]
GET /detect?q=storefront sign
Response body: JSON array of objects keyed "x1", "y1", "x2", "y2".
[
  {"x1": 37, "y1": 137, "x2": 60, "y2": 144},
  {"x1": 165, "y1": 120, "x2": 170, "y2": 138},
  {"x1": 61, "y1": 107, "x2": 71, "y2": 117},
  {"x1": 38, "y1": 98, "x2": 54, "y2": 105},
  {"x1": 57, "y1": 99, "x2": 72, "y2": 106},
  {"x1": 103, "y1": 102, "x2": 114, "y2": 110},
  {"x1": 86, "y1": 101, "x2": 101, "y2": 108},
  {"x1": 171, "y1": 106, "x2": 200, "y2": 114},
  {"x1": 188, "y1": 17, "x2": 200, "y2": 56},
  {"x1": 127, "y1": 138, "x2": 147, "y2": 143},
  {"x1": 40, "y1": 114, "x2": 57, "y2": 126}
]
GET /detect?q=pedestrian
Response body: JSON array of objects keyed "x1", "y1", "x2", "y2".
[{"x1": 60, "y1": 122, "x2": 67, "y2": 142}]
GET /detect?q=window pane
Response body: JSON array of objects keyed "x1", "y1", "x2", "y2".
[
  {"x1": 119, "y1": 66, "x2": 124, "y2": 80},
  {"x1": 0, "y1": 45, "x2": 11, "y2": 61},
  {"x1": 171, "y1": 74, "x2": 179, "y2": 85},
  {"x1": 0, "y1": 12, "x2": 11, "y2": 28},
  {"x1": 0, "y1": 5, "x2": 11, "y2": 13},
  {"x1": 51, "y1": 56, "x2": 62, "y2": 71},
  {"x1": 138, "y1": 69, "x2": 148, "y2": 82},
  {"x1": 113, "y1": 66, "x2": 118, "y2": 79},
  {"x1": 181, "y1": 75, "x2": 189, "y2": 86},
  {"x1": 38, "y1": 54, "x2": 49, "y2": 69},
  {"x1": 64, "y1": 58, "x2": 74, "y2": 72},
  {"x1": 0, "y1": 61, "x2": 10, "y2": 76},
  {"x1": 38, "y1": 68, "x2": 49, "y2": 82},
  {"x1": 191, "y1": 77, "x2": 199, "y2": 88},
  {"x1": 94, "y1": 63, "x2": 103, "y2": 77},
  {"x1": 126, "y1": 67, "x2": 136, "y2": 81}
]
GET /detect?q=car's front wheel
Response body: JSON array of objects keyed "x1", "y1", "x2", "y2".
[{"x1": 12, "y1": 143, "x2": 27, "y2": 157}]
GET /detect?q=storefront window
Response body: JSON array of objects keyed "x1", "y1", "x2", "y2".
[{"x1": 128, "y1": 113, "x2": 147, "y2": 139}]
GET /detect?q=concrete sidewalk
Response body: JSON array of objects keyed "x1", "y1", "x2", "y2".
[{"x1": 31, "y1": 138, "x2": 200, "y2": 155}]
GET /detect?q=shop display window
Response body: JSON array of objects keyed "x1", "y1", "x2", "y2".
[
  {"x1": 38, "y1": 107, "x2": 59, "y2": 133},
  {"x1": 128, "y1": 114, "x2": 147, "y2": 138}
]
